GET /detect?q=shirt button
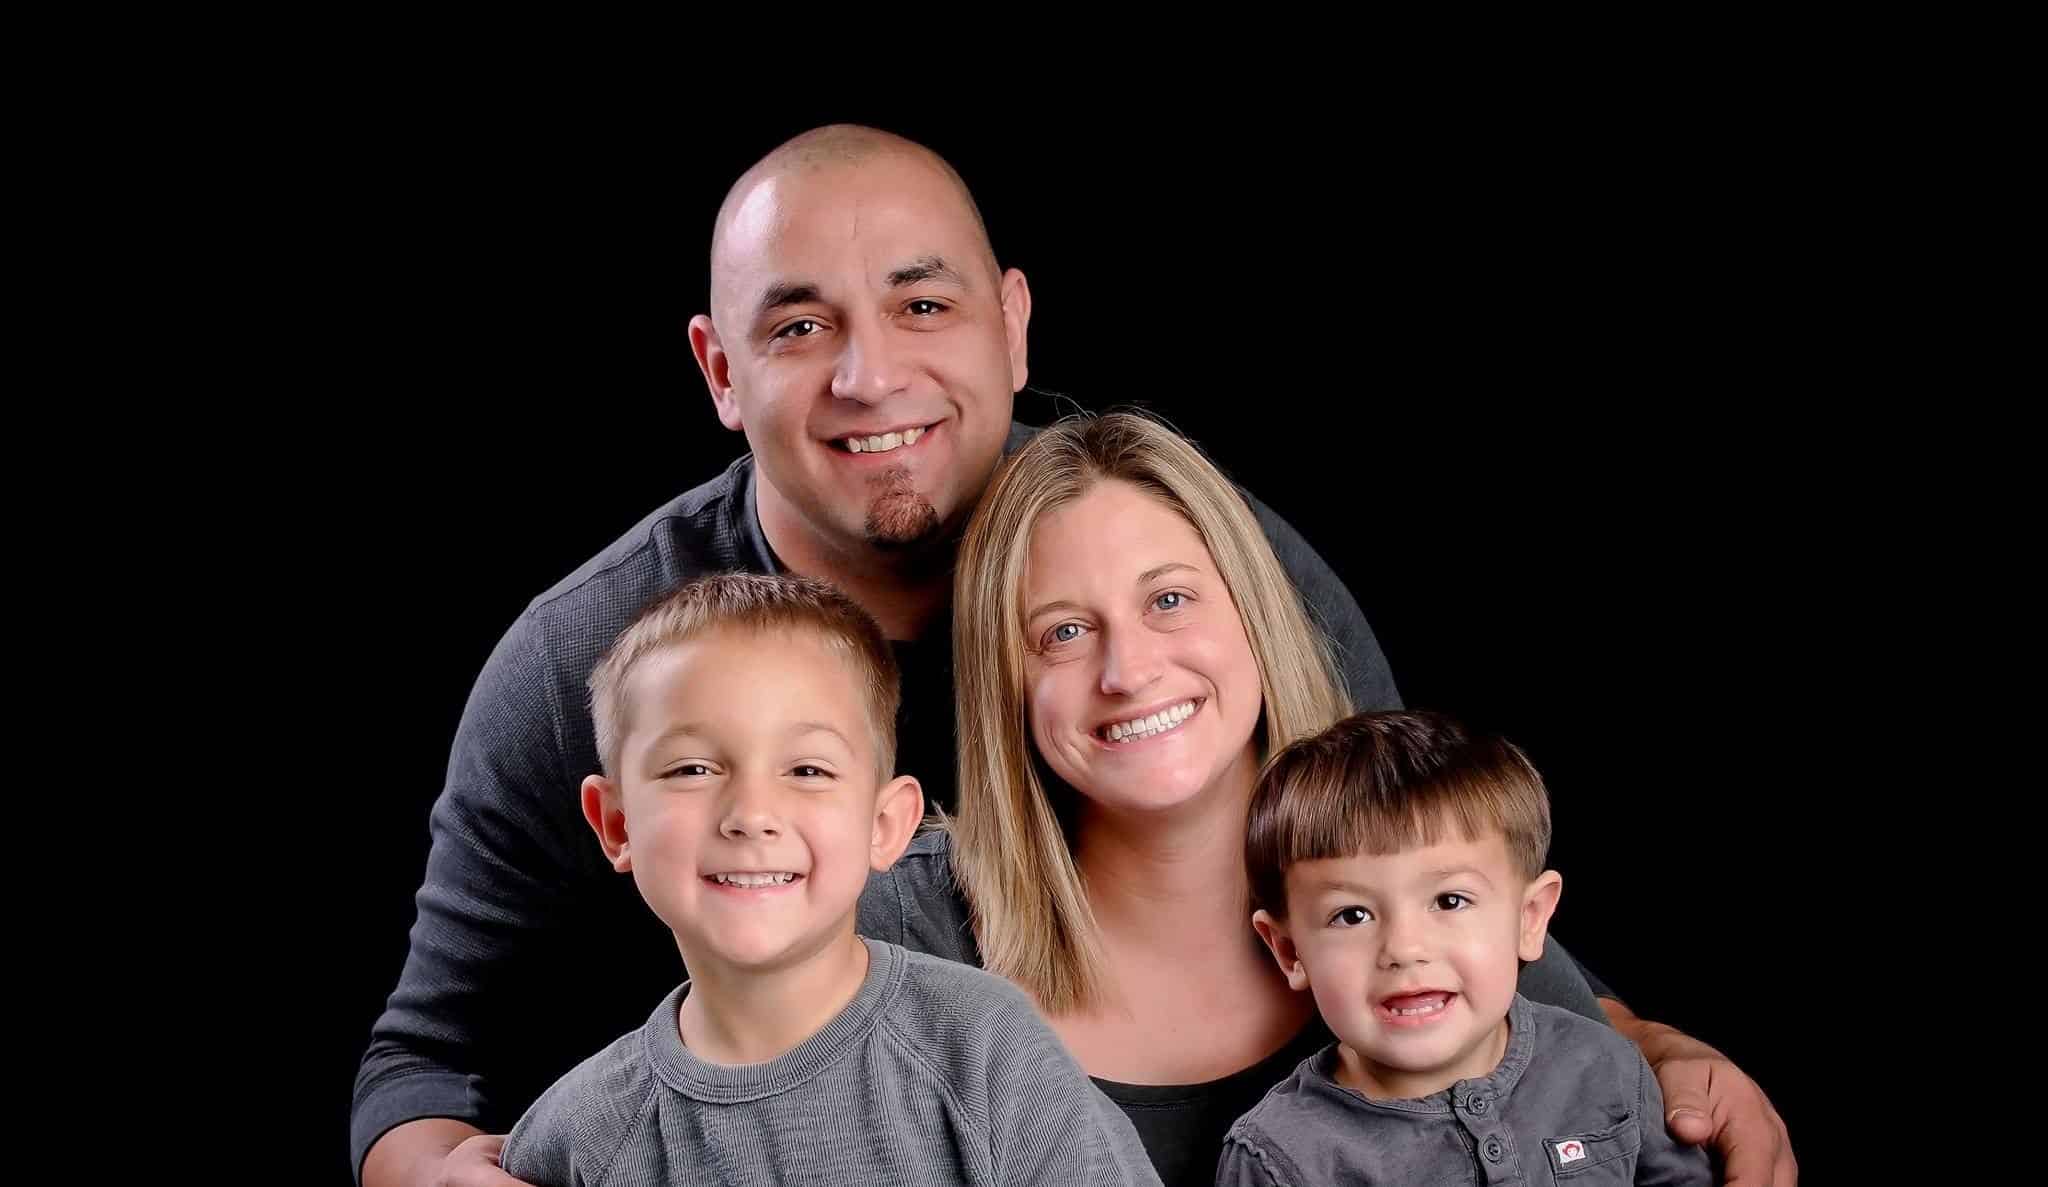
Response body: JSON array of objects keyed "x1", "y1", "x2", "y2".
[
  {"x1": 1469, "y1": 1095, "x2": 1491, "y2": 1116},
  {"x1": 1483, "y1": 1135, "x2": 1504, "y2": 1163}
]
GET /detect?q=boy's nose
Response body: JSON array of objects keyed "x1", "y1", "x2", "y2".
[
  {"x1": 719, "y1": 781, "x2": 783, "y2": 839},
  {"x1": 720, "y1": 811, "x2": 780, "y2": 839},
  {"x1": 1376, "y1": 916, "x2": 1432, "y2": 968}
]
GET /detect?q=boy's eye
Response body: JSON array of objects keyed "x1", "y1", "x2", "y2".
[
  {"x1": 1330, "y1": 906, "x2": 1372, "y2": 927},
  {"x1": 667, "y1": 763, "x2": 711, "y2": 778},
  {"x1": 1435, "y1": 893, "x2": 1470, "y2": 911},
  {"x1": 791, "y1": 765, "x2": 829, "y2": 778}
]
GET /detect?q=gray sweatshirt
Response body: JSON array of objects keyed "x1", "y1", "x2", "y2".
[{"x1": 502, "y1": 937, "x2": 1163, "y2": 1186}]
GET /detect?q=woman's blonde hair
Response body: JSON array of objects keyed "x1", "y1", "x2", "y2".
[{"x1": 950, "y1": 412, "x2": 1351, "y2": 1012}]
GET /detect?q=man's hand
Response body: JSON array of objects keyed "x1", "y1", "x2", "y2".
[
  {"x1": 1602, "y1": 998, "x2": 1797, "y2": 1186},
  {"x1": 362, "y1": 1120, "x2": 534, "y2": 1187}
]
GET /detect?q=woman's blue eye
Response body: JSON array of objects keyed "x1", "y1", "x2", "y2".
[{"x1": 1154, "y1": 592, "x2": 1182, "y2": 610}]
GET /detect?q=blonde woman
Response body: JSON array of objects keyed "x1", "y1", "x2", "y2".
[{"x1": 860, "y1": 412, "x2": 1793, "y2": 1186}]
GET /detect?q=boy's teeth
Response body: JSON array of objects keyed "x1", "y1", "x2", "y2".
[
  {"x1": 845, "y1": 426, "x2": 924, "y2": 454},
  {"x1": 1385, "y1": 992, "x2": 1452, "y2": 1015},
  {"x1": 1106, "y1": 700, "x2": 1196, "y2": 741},
  {"x1": 713, "y1": 872, "x2": 796, "y2": 887}
]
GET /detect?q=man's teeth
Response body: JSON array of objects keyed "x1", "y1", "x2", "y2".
[
  {"x1": 712, "y1": 872, "x2": 797, "y2": 887},
  {"x1": 1106, "y1": 700, "x2": 1196, "y2": 742},
  {"x1": 844, "y1": 426, "x2": 925, "y2": 454}
]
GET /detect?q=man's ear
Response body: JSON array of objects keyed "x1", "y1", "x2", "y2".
[
  {"x1": 999, "y1": 268, "x2": 1032, "y2": 391},
  {"x1": 689, "y1": 314, "x2": 746, "y2": 432},
  {"x1": 1252, "y1": 909, "x2": 1312, "y2": 992},
  {"x1": 581, "y1": 774, "x2": 632, "y2": 873},
  {"x1": 1518, "y1": 870, "x2": 1564, "y2": 962},
  {"x1": 869, "y1": 775, "x2": 924, "y2": 872}
]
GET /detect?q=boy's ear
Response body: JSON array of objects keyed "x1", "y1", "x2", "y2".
[
  {"x1": 1518, "y1": 870, "x2": 1564, "y2": 962},
  {"x1": 581, "y1": 775, "x2": 632, "y2": 873},
  {"x1": 869, "y1": 775, "x2": 924, "y2": 872},
  {"x1": 1252, "y1": 909, "x2": 1312, "y2": 992}
]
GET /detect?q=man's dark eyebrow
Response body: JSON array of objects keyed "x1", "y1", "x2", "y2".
[
  {"x1": 886, "y1": 256, "x2": 968, "y2": 289},
  {"x1": 756, "y1": 281, "x2": 822, "y2": 320}
]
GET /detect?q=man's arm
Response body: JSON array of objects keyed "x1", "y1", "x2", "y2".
[
  {"x1": 352, "y1": 611, "x2": 626, "y2": 1185},
  {"x1": 1602, "y1": 998, "x2": 1798, "y2": 1186},
  {"x1": 362, "y1": 1123, "x2": 528, "y2": 1187}
]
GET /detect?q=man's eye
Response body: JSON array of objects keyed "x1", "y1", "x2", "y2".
[
  {"x1": 907, "y1": 299, "x2": 945, "y2": 316},
  {"x1": 776, "y1": 319, "x2": 822, "y2": 339}
]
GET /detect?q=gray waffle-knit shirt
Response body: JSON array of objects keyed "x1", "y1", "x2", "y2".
[
  {"x1": 500, "y1": 937, "x2": 1164, "y2": 1187},
  {"x1": 1215, "y1": 994, "x2": 1710, "y2": 1186}
]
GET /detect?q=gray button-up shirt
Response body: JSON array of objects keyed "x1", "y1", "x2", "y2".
[{"x1": 1216, "y1": 994, "x2": 1710, "y2": 1185}]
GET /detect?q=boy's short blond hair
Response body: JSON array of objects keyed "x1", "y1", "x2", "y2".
[
  {"x1": 587, "y1": 573, "x2": 900, "y2": 779},
  {"x1": 1245, "y1": 709, "x2": 1552, "y2": 918}
]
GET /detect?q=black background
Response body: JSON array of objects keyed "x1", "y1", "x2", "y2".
[{"x1": 277, "y1": 96, "x2": 1864, "y2": 1181}]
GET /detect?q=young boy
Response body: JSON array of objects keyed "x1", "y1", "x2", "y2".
[
  {"x1": 1220, "y1": 710, "x2": 1710, "y2": 1186},
  {"x1": 500, "y1": 573, "x2": 1160, "y2": 1186}
]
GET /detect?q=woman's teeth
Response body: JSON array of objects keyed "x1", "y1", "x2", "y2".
[{"x1": 1106, "y1": 700, "x2": 1196, "y2": 742}]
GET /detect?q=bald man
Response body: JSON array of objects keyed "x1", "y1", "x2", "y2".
[{"x1": 353, "y1": 127, "x2": 1793, "y2": 1186}]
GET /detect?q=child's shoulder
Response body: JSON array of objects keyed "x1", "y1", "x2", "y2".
[
  {"x1": 502, "y1": 1023, "x2": 660, "y2": 1181},
  {"x1": 1226, "y1": 1043, "x2": 1329, "y2": 1123},
  {"x1": 1522, "y1": 994, "x2": 1641, "y2": 1064},
  {"x1": 891, "y1": 940, "x2": 1036, "y2": 1017},
  {"x1": 1516, "y1": 994, "x2": 1651, "y2": 1100},
  {"x1": 868, "y1": 941, "x2": 1054, "y2": 1071}
]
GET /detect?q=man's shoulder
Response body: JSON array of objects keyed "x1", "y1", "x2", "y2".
[{"x1": 517, "y1": 454, "x2": 766, "y2": 631}]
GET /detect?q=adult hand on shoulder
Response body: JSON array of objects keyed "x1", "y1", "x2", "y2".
[
  {"x1": 1604, "y1": 999, "x2": 1797, "y2": 1186},
  {"x1": 433, "y1": 1134, "x2": 532, "y2": 1186}
]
